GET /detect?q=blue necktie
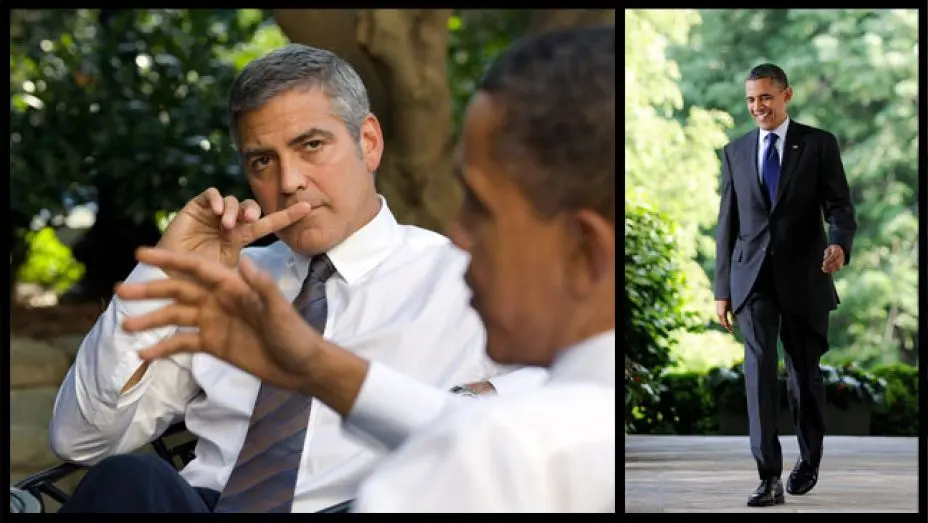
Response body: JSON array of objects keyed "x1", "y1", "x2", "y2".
[
  {"x1": 214, "y1": 254, "x2": 337, "y2": 513},
  {"x1": 762, "y1": 133, "x2": 780, "y2": 204}
]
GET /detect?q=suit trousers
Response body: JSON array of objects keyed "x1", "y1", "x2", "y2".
[
  {"x1": 735, "y1": 257, "x2": 829, "y2": 479},
  {"x1": 59, "y1": 454, "x2": 220, "y2": 513}
]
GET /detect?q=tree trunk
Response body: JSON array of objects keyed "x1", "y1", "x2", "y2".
[
  {"x1": 528, "y1": 9, "x2": 615, "y2": 35},
  {"x1": 274, "y1": 9, "x2": 459, "y2": 233}
]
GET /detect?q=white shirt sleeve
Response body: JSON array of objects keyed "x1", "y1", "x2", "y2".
[
  {"x1": 353, "y1": 386, "x2": 616, "y2": 513},
  {"x1": 343, "y1": 361, "x2": 549, "y2": 453},
  {"x1": 487, "y1": 365, "x2": 548, "y2": 396},
  {"x1": 48, "y1": 263, "x2": 200, "y2": 465},
  {"x1": 342, "y1": 362, "x2": 466, "y2": 452}
]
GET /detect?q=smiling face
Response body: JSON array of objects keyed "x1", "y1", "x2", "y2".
[
  {"x1": 234, "y1": 87, "x2": 384, "y2": 256},
  {"x1": 745, "y1": 77, "x2": 792, "y2": 131}
]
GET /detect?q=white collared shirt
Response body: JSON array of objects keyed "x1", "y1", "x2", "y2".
[
  {"x1": 347, "y1": 329, "x2": 616, "y2": 512},
  {"x1": 757, "y1": 116, "x2": 790, "y2": 180},
  {"x1": 49, "y1": 197, "x2": 548, "y2": 512}
]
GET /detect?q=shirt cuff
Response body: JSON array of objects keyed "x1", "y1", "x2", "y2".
[
  {"x1": 342, "y1": 362, "x2": 453, "y2": 452},
  {"x1": 487, "y1": 366, "x2": 549, "y2": 397}
]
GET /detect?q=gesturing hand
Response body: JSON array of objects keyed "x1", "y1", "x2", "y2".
[
  {"x1": 117, "y1": 247, "x2": 323, "y2": 392},
  {"x1": 158, "y1": 187, "x2": 311, "y2": 268}
]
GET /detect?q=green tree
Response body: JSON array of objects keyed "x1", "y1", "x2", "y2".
[
  {"x1": 624, "y1": 9, "x2": 742, "y2": 369},
  {"x1": 672, "y1": 9, "x2": 919, "y2": 366},
  {"x1": 11, "y1": 9, "x2": 269, "y2": 300}
]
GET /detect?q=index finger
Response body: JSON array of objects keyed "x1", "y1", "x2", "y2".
[
  {"x1": 135, "y1": 247, "x2": 237, "y2": 289},
  {"x1": 242, "y1": 202, "x2": 312, "y2": 243}
]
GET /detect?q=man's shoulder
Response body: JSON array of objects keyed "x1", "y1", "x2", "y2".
[
  {"x1": 398, "y1": 223, "x2": 454, "y2": 250},
  {"x1": 395, "y1": 224, "x2": 471, "y2": 270}
]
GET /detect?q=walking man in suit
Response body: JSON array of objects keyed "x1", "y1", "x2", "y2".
[{"x1": 714, "y1": 63, "x2": 857, "y2": 507}]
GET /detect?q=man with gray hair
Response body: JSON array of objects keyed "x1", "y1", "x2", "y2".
[{"x1": 50, "y1": 43, "x2": 546, "y2": 513}]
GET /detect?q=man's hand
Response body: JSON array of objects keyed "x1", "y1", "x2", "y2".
[
  {"x1": 715, "y1": 299, "x2": 735, "y2": 333},
  {"x1": 822, "y1": 245, "x2": 845, "y2": 273},
  {"x1": 158, "y1": 187, "x2": 311, "y2": 268},
  {"x1": 116, "y1": 247, "x2": 323, "y2": 392}
]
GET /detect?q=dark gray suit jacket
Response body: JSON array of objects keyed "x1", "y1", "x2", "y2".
[{"x1": 714, "y1": 120, "x2": 857, "y2": 315}]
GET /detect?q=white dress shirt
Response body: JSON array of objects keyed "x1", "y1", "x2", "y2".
[
  {"x1": 49, "y1": 197, "x2": 548, "y2": 512},
  {"x1": 757, "y1": 116, "x2": 790, "y2": 179},
  {"x1": 346, "y1": 329, "x2": 616, "y2": 512}
]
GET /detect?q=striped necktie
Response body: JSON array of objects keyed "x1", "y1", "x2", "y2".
[{"x1": 214, "y1": 254, "x2": 337, "y2": 513}]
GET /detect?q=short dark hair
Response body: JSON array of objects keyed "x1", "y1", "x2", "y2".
[
  {"x1": 478, "y1": 25, "x2": 615, "y2": 223},
  {"x1": 227, "y1": 44, "x2": 370, "y2": 148},
  {"x1": 746, "y1": 63, "x2": 789, "y2": 89}
]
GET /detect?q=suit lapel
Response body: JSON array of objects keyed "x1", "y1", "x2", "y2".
[
  {"x1": 739, "y1": 128, "x2": 768, "y2": 211},
  {"x1": 771, "y1": 121, "x2": 805, "y2": 213}
]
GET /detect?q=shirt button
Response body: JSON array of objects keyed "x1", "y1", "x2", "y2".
[{"x1": 286, "y1": 258, "x2": 295, "y2": 268}]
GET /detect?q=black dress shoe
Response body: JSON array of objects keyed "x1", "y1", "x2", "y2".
[
  {"x1": 787, "y1": 460, "x2": 819, "y2": 495},
  {"x1": 747, "y1": 477, "x2": 785, "y2": 507}
]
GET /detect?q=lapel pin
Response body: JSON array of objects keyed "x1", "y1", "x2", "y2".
[{"x1": 792, "y1": 145, "x2": 799, "y2": 149}]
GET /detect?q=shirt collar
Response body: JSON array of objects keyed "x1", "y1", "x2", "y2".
[
  {"x1": 759, "y1": 116, "x2": 790, "y2": 145},
  {"x1": 548, "y1": 329, "x2": 615, "y2": 387},
  {"x1": 289, "y1": 195, "x2": 403, "y2": 286}
]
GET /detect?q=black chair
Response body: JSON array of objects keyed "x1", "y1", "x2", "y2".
[{"x1": 12, "y1": 422, "x2": 352, "y2": 513}]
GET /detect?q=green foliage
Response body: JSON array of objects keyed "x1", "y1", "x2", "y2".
[
  {"x1": 624, "y1": 357, "x2": 665, "y2": 434},
  {"x1": 705, "y1": 361, "x2": 888, "y2": 413},
  {"x1": 671, "y1": 9, "x2": 919, "y2": 366},
  {"x1": 670, "y1": 330, "x2": 744, "y2": 373},
  {"x1": 625, "y1": 196, "x2": 697, "y2": 432},
  {"x1": 215, "y1": 10, "x2": 288, "y2": 72},
  {"x1": 10, "y1": 9, "x2": 267, "y2": 256},
  {"x1": 17, "y1": 228, "x2": 85, "y2": 293},
  {"x1": 628, "y1": 372, "x2": 718, "y2": 435},
  {"x1": 624, "y1": 9, "x2": 733, "y2": 328},
  {"x1": 870, "y1": 363, "x2": 919, "y2": 436},
  {"x1": 446, "y1": 10, "x2": 530, "y2": 137},
  {"x1": 630, "y1": 362, "x2": 917, "y2": 436},
  {"x1": 625, "y1": 197, "x2": 695, "y2": 371}
]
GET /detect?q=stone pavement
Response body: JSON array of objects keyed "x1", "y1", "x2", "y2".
[
  {"x1": 10, "y1": 335, "x2": 88, "y2": 506},
  {"x1": 624, "y1": 435, "x2": 919, "y2": 513}
]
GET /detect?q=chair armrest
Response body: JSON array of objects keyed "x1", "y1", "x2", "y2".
[
  {"x1": 12, "y1": 462, "x2": 87, "y2": 512},
  {"x1": 316, "y1": 499, "x2": 353, "y2": 513}
]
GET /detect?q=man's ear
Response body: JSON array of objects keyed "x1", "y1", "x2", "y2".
[
  {"x1": 565, "y1": 209, "x2": 615, "y2": 297},
  {"x1": 360, "y1": 114, "x2": 384, "y2": 171}
]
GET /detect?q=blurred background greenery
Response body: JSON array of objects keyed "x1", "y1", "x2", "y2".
[
  {"x1": 10, "y1": 8, "x2": 613, "y2": 307},
  {"x1": 625, "y1": 9, "x2": 918, "y2": 435}
]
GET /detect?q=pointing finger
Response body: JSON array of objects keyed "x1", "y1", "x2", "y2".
[{"x1": 241, "y1": 202, "x2": 312, "y2": 245}]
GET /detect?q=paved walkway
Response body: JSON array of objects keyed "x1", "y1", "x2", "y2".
[{"x1": 624, "y1": 435, "x2": 919, "y2": 513}]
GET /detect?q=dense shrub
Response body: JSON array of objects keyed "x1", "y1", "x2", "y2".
[
  {"x1": 627, "y1": 362, "x2": 918, "y2": 436},
  {"x1": 624, "y1": 197, "x2": 696, "y2": 432}
]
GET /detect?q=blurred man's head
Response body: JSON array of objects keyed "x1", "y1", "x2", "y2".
[
  {"x1": 449, "y1": 26, "x2": 615, "y2": 366},
  {"x1": 745, "y1": 63, "x2": 792, "y2": 131},
  {"x1": 228, "y1": 44, "x2": 383, "y2": 256}
]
